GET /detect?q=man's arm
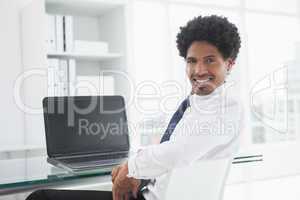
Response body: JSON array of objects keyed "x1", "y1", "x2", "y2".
[
  {"x1": 112, "y1": 121, "x2": 236, "y2": 200},
  {"x1": 127, "y1": 102, "x2": 242, "y2": 179}
]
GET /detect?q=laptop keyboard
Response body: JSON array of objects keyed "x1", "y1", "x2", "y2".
[{"x1": 59, "y1": 153, "x2": 128, "y2": 169}]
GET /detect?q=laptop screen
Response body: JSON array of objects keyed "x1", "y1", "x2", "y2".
[{"x1": 43, "y1": 96, "x2": 130, "y2": 157}]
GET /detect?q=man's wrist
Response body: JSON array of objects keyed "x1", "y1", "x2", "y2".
[{"x1": 127, "y1": 154, "x2": 138, "y2": 178}]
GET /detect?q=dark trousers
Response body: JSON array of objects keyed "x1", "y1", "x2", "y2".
[{"x1": 26, "y1": 189, "x2": 146, "y2": 200}]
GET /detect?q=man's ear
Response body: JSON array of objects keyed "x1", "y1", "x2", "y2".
[{"x1": 226, "y1": 58, "x2": 235, "y2": 73}]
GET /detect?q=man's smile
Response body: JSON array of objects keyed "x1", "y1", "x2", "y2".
[
  {"x1": 193, "y1": 76, "x2": 214, "y2": 86},
  {"x1": 191, "y1": 75, "x2": 216, "y2": 95}
]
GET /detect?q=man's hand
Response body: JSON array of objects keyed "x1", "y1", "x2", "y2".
[
  {"x1": 112, "y1": 163, "x2": 141, "y2": 200},
  {"x1": 111, "y1": 165, "x2": 121, "y2": 184}
]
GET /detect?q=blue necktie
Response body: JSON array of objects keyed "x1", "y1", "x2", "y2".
[
  {"x1": 160, "y1": 97, "x2": 190, "y2": 143},
  {"x1": 138, "y1": 97, "x2": 190, "y2": 193}
]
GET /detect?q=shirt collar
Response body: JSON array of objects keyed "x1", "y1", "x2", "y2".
[{"x1": 188, "y1": 85, "x2": 225, "y2": 113}]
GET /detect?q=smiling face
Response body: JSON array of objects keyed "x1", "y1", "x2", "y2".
[{"x1": 186, "y1": 41, "x2": 235, "y2": 95}]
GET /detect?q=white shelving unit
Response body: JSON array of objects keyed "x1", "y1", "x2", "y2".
[
  {"x1": 46, "y1": 0, "x2": 129, "y2": 95},
  {"x1": 47, "y1": 52, "x2": 122, "y2": 61},
  {"x1": 20, "y1": 0, "x2": 132, "y2": 146}
]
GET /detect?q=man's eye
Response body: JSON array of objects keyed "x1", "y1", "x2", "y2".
[
  {"x1": 187, "y1": 59, "x2": 195, "y2": 64},
  {"x1": 205, "y1": 58, "x2": 214, "y2": 64}
]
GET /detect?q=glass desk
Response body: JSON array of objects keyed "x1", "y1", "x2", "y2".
[
  {"x1": 0, "y1": 155, "x2": 112, "y2": 195},
  {"x1": 0, "y1": 150, "x2": 263, "y2": 196}
]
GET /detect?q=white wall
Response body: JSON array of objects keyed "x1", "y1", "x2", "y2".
[{"x1": 0, "y1": 0, "x2": 32, "y2": 148}]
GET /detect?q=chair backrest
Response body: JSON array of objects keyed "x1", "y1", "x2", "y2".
[{"x1": 164, "y1": 158, "x2": 232, "y2": 200}]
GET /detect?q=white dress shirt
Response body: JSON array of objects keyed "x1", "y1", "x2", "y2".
[{"x1": 127, "y1": 86, "x2": 243, "y2": 200}]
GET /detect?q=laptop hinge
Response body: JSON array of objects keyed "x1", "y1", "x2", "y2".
[{"x1": 54, "y1": 150, "x2": 129, "y2": 160}]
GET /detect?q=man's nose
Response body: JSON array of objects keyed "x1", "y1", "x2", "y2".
[{"x1": 193, "y1": 62, "x2": 208, "y2": 76}]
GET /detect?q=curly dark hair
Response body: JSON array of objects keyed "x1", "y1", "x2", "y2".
[{"x1": 176, "y1": 15, "x2": 241, "y2": 61}]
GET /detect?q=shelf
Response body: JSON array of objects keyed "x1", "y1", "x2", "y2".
[
  {"x1": 46, "y1": 0, "x2": 126, "y2": 16},
  {"x1": 0, "y1": 145, "x2": 45, "y2": 153},
  {"x1": 47, "y1": 52, "x2": 122, "y2": 61}
]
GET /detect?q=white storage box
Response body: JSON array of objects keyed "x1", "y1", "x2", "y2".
[{"x1": 74, "y1": 40, "x2": 109, "y2": 54}]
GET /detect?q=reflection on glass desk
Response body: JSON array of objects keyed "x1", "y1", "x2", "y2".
[
  {"x1": 0, "y1": 155, "x2": 112, "y2": 195},
  {"x1": 0, "y1": 149, "x2": 263, "y2": 196}
]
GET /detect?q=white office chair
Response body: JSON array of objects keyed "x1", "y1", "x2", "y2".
[{"x1": 164, "y1": 158, "x2": 232, "y2": 200}]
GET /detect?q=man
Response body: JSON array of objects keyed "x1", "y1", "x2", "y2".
[{"x1": 26, "y1": 15, "x2": 242, "y2": 200}]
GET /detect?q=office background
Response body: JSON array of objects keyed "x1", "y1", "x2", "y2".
[{"x1": 1, "y1": 0, "x2": 300, "y2": 199}]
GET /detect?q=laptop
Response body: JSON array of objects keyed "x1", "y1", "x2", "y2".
[{"x1": 43, "y1": 96, "x2": 130, "y2": 172}]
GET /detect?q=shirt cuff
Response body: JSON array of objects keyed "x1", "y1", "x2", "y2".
[{"x1": 127, "y1": 151, "x2": 139, "y2": 178}]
